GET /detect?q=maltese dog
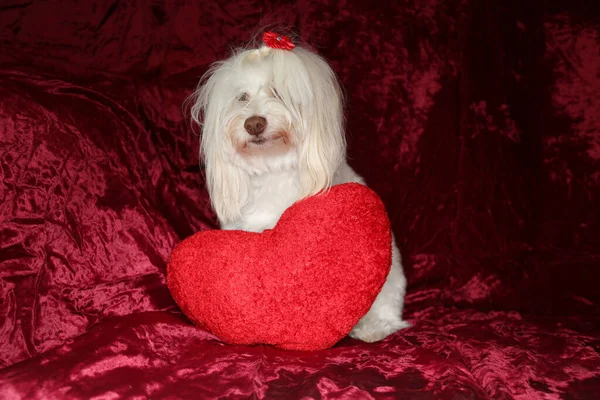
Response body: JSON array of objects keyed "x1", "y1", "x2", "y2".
[{"x1": 188, "y1": 31, "x2": 409, "y2": 342}]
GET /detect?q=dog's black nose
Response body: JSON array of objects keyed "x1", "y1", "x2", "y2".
[{"x1": 244, "y1": 116, "x2": 267, "y2": 136}]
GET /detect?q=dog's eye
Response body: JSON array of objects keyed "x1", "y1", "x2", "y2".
[{"x1": 238, "y1": 93, "x2": 249, "y2": 102}]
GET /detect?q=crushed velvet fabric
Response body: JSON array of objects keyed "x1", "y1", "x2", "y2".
[{"x1": 0, "y1": 0, "x2": 599, "y2": 398}]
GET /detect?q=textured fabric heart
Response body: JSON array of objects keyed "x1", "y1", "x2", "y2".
[{"x1": 167, "y1": 183, "x2": 392, "y2": 351}]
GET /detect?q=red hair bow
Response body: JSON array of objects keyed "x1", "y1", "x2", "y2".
[{"x1": 262, "y1": 31, "x2": 295, "y2": 51}]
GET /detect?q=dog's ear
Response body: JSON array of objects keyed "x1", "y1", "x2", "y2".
[
  {"x1": 273, "y1": 47, "x2": 346, "y2": 197},
  {"x1": 203, "y1": 152, "x2": 249, "y2": 225},
  {"x1": 188, "y1": 60, "x2": 249, "y2": 225}
]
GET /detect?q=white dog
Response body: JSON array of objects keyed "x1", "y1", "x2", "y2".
[{"x1": 188, "y1": 32, "x2": 409, "y2": 342}]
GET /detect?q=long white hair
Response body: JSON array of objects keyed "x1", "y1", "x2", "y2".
[{"x1": 188, "y1": 39, "x2": 346, "y2": 225}]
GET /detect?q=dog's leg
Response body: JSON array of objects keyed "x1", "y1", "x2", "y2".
[{"x1": 349, "y1": 236, "x2": 410, "y2": 342}]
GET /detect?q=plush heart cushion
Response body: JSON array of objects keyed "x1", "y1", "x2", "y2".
[{"x1": 167, "y1": 183, "x2": 392, "y2": 351}]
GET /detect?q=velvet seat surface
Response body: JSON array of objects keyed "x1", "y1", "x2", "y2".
[{"x1": 0, "y1": 1, "x2": 598, "y2": 398}]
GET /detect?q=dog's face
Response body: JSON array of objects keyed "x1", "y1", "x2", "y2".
[
  {"x1": 224, "y1": 52, "x2": 296, "y2": 163},
  {"x1": 190, "y1": 41, "x2": 347, "y2": 222}
]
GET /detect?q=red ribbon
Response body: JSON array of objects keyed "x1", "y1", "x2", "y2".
[{"x1": 262, "y1": 31, "x2": 295, "y2": 51}]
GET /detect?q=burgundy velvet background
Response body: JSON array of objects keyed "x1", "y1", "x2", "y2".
[{"x1": 0, "y1": 0, "x2": 599, "y2": 398}]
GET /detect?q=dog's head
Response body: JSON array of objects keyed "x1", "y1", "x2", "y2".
[{"x1": 189, "y1": 32, "x2": 346, "y2": 223}]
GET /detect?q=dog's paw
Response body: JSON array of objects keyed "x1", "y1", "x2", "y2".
[{"x1": 349, "y1": 318, "x2": 410, "y2": 343}]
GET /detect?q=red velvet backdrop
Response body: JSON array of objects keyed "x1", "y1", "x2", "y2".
[{"x1": 0, "y1": 1, "x2": 598, "y2": 398}]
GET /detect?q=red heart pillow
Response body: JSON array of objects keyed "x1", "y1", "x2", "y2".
[{"x1": 167, "y1": 183, "x2": 391, "y2": 351}]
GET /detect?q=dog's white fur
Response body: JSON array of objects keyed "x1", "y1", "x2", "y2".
[{"x1": 189, "y1": 38, "x2": 409, "y2": 342}]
